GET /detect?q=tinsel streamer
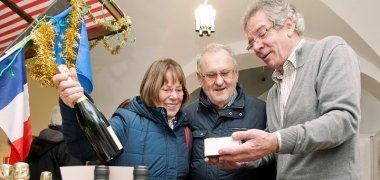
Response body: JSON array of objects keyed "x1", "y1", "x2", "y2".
[
  {"x1": 28, "y1": 0, "x2": 84, "y2": 87},
  {"x1": 27, "y1": 0, "x2": 134, "y2": 87},
  {"x1": 27, "y1": 22, "x2": 57, "y2": 87},
  {"x1": 102, "y1": 30, "x2": 128, "y2": 55},
  {"x1": 64, "y1": 0, "x2": 83, "y2": 68},
  {"x1": 90, "y1": 39, "x2": 101, "y2": 50},
  {"x1": 85, "y1": 5, "x2": 133, "y2": 54}
]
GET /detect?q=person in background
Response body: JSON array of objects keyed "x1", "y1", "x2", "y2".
[
  {"x1": 208, "y1": 0, "x2": 361, "y2": 179},
  {"x1": 25, "y1": 105, "x2": 84, "y2": 180},
  {"x1": 52, "y1": 58, "x2": 191, "y2": 180},
  {"x1": 183, "y1": 43, "x2": 276, "y2": 180}
]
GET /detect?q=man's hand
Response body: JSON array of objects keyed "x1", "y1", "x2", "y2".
[
  {"x1": 52, "y1": 67, "x2": 84, "y2": 108},
  {"x1": 207, "y1": 129, "x2": 279, "y2": 168},
  {"x1": 205, "y1": 156, "x2": 247, "y2": 169}
]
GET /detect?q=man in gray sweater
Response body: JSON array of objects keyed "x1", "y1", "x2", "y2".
[{"x1": 207, "y1": 0, "x2": 361, "y2": 179}]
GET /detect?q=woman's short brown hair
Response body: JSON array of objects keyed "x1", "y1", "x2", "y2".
[{"x1": 140, "y1": 58, "x2": 189, "y2": 108}]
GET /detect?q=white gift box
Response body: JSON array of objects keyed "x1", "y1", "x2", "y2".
[{"x1": 204, "y1": 137, "x2": 241, "y2": 157}]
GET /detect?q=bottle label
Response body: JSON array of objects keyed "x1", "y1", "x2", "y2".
[{"x1": 107, "y1": 126, "x2": 123, "y2": 150}]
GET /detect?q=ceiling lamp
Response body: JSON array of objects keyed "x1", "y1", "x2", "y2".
[{"x1": 195, "y1": 0, "x2": 216, "y2": 36}]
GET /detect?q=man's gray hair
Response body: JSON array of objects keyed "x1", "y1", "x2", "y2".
[
  {"x1": 242, "y1": 0, "x2": 305, "y2": 35},
  {"x1": 196, "y1": 43, "x2": 237, "y2": 71}
]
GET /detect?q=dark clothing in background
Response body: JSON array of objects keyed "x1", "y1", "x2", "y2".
[
  {"x1": 25, "y1": 126, "x2": 84, "y2": 180},
  {"x1": 183, "y1": 83, "x2": 277, "y2": 180}
]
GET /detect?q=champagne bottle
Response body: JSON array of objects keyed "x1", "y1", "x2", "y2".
[
  {"x1": 94, "y1": 165, "x2": 109, "y2": 180},
  {"x1": 57, "y1": 65, "x2": 123, "y2": 162},
  {"x1": 0, "y1": 164, "x2": 13, "y2": 180},
  {"x1": 133, "y1": 166, "x2": 149, "y2": 180},
  {"x1": 39, "y1": 171, "x2": 52, "y2": 180},
  {"x1": 13, "y1": 162, "x2": 29, "y2": 180}
]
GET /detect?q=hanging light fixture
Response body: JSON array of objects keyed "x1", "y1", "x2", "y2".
[{"x1": 195, "y1": 0, "x2": 216, "y2": 36}]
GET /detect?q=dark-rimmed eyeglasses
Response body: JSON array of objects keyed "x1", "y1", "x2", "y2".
[{"x1": 246, "y1": 25, "x2": 275, "y2": 52}]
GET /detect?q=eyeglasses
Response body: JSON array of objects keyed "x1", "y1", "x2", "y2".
[
  {"x1": 160, "y1": 87, "x2": 184, "y2": 96},
  {"x1": 246, "y1": 25, "x2": 275, "y2": 52},
  {"x1": 199, "y1": 69, "x2": 235, "y2": 83}
]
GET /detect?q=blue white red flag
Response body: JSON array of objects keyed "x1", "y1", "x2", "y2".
[{"x1": 0, "y1": 48, "x2": 32, "y2": 164}]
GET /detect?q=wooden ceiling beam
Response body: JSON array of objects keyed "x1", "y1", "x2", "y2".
[
  {"x1": 0, "y1": 0, "x2": 34, "y2": 23},
  {"x1": 97, "y1": 0, "x2": 125, "y2": 19},
  {"x1": 88, "y1": 26, "x2": 118, "y2": 41}
]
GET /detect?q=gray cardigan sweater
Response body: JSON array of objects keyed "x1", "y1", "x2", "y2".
[{"x1": 267, "y1": 36, "x2": 361, "y2": 179}]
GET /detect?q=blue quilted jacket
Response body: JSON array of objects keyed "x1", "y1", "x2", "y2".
[
  {"x1": 183, "y1": 83, "x2": 276, "y2": 180},
  {"x1": 60, "y1": 96, "x2": 191, "y2": 180}
]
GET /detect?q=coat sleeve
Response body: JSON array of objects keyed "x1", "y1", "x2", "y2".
[{"x1": 247, "y1": 153, "x2": 276, "y2": 168}]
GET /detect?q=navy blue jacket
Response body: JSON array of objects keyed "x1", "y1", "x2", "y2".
[
  {"x1": 60, "y1": 96, "x2": 191, "y2": 180},
  {"x1": 183, "y1": 83, "x2": 276, "y2": 180}
]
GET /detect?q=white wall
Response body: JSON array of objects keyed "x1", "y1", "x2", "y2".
[
  {"x1": 360, "y1": 134, "x2": 373, "y2": 180},
  {"x1": 321, "y1": 0, "x2": 380, "y2": 58},
  {"x1": 360, "y1": 89, "x2": 380, "y2": 135}
]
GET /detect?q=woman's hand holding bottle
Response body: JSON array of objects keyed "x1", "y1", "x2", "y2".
[{"x1": 52, "y1": 66, "x2": 84, "y2": 108}]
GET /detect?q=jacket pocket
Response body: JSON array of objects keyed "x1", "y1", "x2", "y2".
[
  {"x1": 191, "y1": 130, "x2": 208, "y2": 159},
  {"x1": 192, "y1": 130, "x2": 207, "y2": 138}
]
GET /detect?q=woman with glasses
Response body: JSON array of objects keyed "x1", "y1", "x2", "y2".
[{"x1": 53, "y1": 58, "x2": 191, "y2": 180}]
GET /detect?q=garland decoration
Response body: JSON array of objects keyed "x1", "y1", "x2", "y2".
[
  {"x1": 26, "y1": 0, "x2": 133, "y2": 87},
  {"x1": 27, "y1": 0, "x2": 84, "y2": 87},
  {"x1": 64, "y1": 0, "x2": 84, "y2": 68},
  {"x1": 85, "y1": 8, "x2": 134, "y2": 54},
  {"x1": 26, "y1": 21, "x2": 57, "y2": 87}
]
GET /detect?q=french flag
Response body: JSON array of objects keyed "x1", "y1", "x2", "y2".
[{"x1": 0, "y1": 47, "x2": 32, "y2": 164}]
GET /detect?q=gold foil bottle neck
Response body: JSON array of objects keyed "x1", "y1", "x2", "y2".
[
  {"x1": 0, "y1": 164, "x2": 13, "y2": 180},
  {"x1": 40, "y1": 171, "x2": 52, "y2": 180},
  {"x1": 13, "y1": 162, "x2": 29, "y2": 180}
]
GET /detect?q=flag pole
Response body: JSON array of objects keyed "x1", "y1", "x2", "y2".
[{"x1": 0, "y1": 36, "x2": 31, "y2": 62}]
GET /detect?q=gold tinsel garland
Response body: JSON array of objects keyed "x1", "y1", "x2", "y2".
[
  {"x1": 86, "y1": 12, "x2": 132, "y2": 55},
  {"x1": 26, "y1": 22, "x2": 57, "y2": 87},
  {"x1": 27, "y1": 0, "x2": 133, "y2": 87},
  {"x1": 89, "y1": 30, "x2": 129, "y2": 55},
  {"x1": 64, "y1": 0, "x2": 83, "y2": 68},
  {"x1": 27, "y1": 0, "x2": 83, "y2": 87}
]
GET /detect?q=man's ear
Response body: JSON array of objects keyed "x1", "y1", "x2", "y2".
[
  {"x1": 285, "y1": 18, "x2": 295, "y2": 36},
  {"x1": 235, "y1": 71, "x2": 239, "y2": 81},
  {"x1": 196, "y1": 72, "x2": 203, "y2": 85}
]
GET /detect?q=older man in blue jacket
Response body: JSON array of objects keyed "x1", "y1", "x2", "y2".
[{"x1": 183, "y1": 43, "x2": 276, "y2": 180}]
